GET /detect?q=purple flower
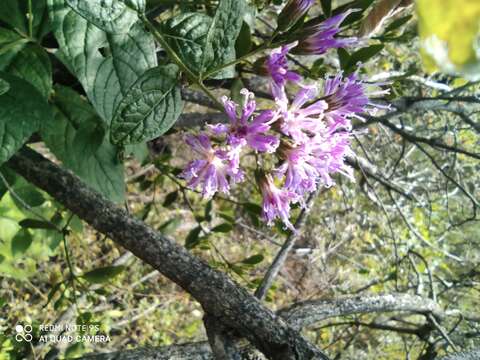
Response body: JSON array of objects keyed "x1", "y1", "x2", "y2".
[
  {"x1": 211, "y1": 89, "x2": 280, "y2": 153},
  {"x1": 259, "y1": 173, "x2": 298, "y2": 231},
  {"x1": 180, "y1": 134, "x2": 242, "y2": 198},
  {"x1": 275, "y1": 141, "x2": 319, "y2": 196},
  {"x1": 272, "y1": 83, "x2": 328, "y2": 143},
  {"x1": 277, "y1": 0, "x2": 315, "y2": 31},
  {"x1": 322, "y1": 71, "x2": 390, "y2": 128},
  {"x1": 293, "y1": 10, "x2": 358, "y2": 55},
  {"x1": 266, "y1": 42, "x2": 302, "y2": 87},
  {"x1": 308, "y1": 129, "x2": 354, "y2": 187}
]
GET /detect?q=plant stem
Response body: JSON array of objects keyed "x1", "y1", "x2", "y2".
[
  {"x1": 27, "y1": 0, "x2": 33, "y2": 38},
  {"x1": 202, "y1": 44, "x2": 268, "y2": 79},
  {"x1": 63, "y1": 232, "x2": 79, "y2": 311},
  {"x1": 202, "y1": 38, "x2": 283, "y2": 79},
  {"x1": 139, "y1": 14, "x2": 223, "y2": 110},
  {"x1": 62, "y1": 213, "x2": 79, "y2": 311}
]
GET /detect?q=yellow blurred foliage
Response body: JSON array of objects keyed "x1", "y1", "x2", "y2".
[{"x1": 417, "y1": 0, "x2": 480, "y2": 79}]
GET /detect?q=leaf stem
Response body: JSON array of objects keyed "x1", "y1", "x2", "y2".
[
  {"x1": 62, "y1": 213, "x2": 81, "y2": 312},
  {"x1": 202, "y1": 38, "x2": 283, "y2": 79},
  {"x1": 139, "y1": 14, "x2": 223, "y2": 110},
  {"x1": 27, "y1": 0, "x2": 34, "y2": 38}
]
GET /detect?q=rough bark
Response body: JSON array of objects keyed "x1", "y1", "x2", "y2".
[
  {"x1": 438, "y1": 349, "x2": 480, "y2": 360},
  {"x1": 278, "y1": 293, "x2": 442, "y2": 330},
  {"x1": 7, "y1": 147, "x2": 329, "y2": 360},
  {"x1": 80, "y1": 342, "x2": 212, "y2": 360},
  {"x1": 79, "y1": 293, "x2": 443, "y2": 359},
  {"x1": 203, "y1": 314, "x2": 243, "y2": 360}
]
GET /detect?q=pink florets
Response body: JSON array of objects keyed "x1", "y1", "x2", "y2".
[
  {"x1": 180, "y1": 134, "x2": 243, "y2": 199},
  {"x1": 259, "y1": 174, "x2": 298, "y2": 232},
  {"x1": 180, "y1": 17, "x2": 388, "y2": 230}
]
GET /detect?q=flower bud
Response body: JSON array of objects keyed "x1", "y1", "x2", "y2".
[
  {"x1": 277, "y1": 0, "x2": 315, "y2": 32},
  {"x1": 292, "y1": 9, "x2": 358, "y2": 55}
]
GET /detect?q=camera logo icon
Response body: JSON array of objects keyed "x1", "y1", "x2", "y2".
[{"x1": 15, "y1": 324, "x2": 33, "y2": 342}]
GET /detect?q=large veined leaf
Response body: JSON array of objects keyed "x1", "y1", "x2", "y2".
[
  {"x1": 65, "y1": 0, "x2": 144, "y2": 34},
  {"x1": 162, "y1": 0, "x2": 246, "y2": 79},
  {"x1": 0, "y1": 29, "x2": 52, "y2": 99},
  {"x1": 417, "y1": 0, "x2": 480, "y2": 79},
  {"x1": 111, "y1": 65, "x2": 183, "y2": 145},
  {"x1": 162, "y1": 13, "x2": 213, "y2": 75},
  {"x1": 41, "y1": 86, "x2": 125, "y2": 202},
  {"x1": 0, "y1": 79, "x2": 9, "y2": 95},
  {"x1": 0, "y1": 72, "x2": 50, "y2": 166},
  {"x1": 0, "y1": 0, "x2": 50, "y2": 39},
  {"x1": 48, "y1": 0, "x2": 156, "y2": 123},
  {"x1": 0, "y1": 28, "x2": 29, "y2": 64}
]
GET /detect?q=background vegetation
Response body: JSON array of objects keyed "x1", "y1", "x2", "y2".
[{"x1": 0, "y1": 0, "x2": 478, "y2": 359}]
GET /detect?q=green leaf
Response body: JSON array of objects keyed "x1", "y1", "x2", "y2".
[
  {"x1": 162, "y1": 13, "x2": 212, "y2": 75},
  {"x1": 11, "y1": 229, "x2": 33, "y2": 256},
  {"x1": 72, "y1": 123, "x2": 106, "y2": 160},
  {"x1": 162, "y1": 0, "x2": 246, "y2": 79},
  {"x1": 320, "y1": 0, "x2": 332, "y2": 17},
  {"x1": 64, "y1": 342, "x2": 85, "y2": 358},
  {"x1": 384, "y1": 15, "x2": 412, "y2": 34},
  {"x1": 0, "y1": 72, "x2": 50, "y2": 166},
  {"x1": 344, "y1": 44, "x2": 384, "y2": 72},
  {"x1": 163, "y1": 191, "x2": 178, "y2": 207},
  {"x1": 158, "y1": 217, "x2": 182, "y2": 235},
  {"x1": 235, "y1": 21, "x2": 252, "y2": 58},
  {"x1": 19, "y1": 218, "x2": 57, "y2": 230},
  {"x1": 110, "y1": 65, "x2": 183, "y2": 145},
  {"x1": 11, "y1": 183, "x2": 46, "y2": 208},
  {"x1": 185, "y1": 226, "x2": 202, "y2": 249},
  {"x1": 65, "y1": 0, "x2": 144, "y2": 34},
  {"x1": 48, "y1": 0, "x2": 157, "y2": 123},
  {"x1": 244, "y1": 202, "x2": 262, "y2": 227},
  {"x1": 333, "y1": 0, "x2": 375, "y2": 26},
  {"x1": 204, "y1": 0, "x2": 245, "y2": 78},
  {"x1": 0, "y1": 166, "x2": 16, "y2": 200},
  {"x1": 0, "y1": 28, "x2": 29, "y2": 60},
  {"x1": 0, "y1": 0, "x2": 50, "y2": 39},
  {"x1": 204, "y1": 200, "x2": 213, "y2": 222},
  {"x1": 0, "y1": 44, "x2": 52, "y2": 99},
  {"x1": 0, "y1": 29, "x2": 52, "y2": 98},
  {"x1": 241, "y1": 254, "x2": 264, "y2": 265},
  {"x1": 218, "y1": 212, "x2": 235, "y2": 223},
  {"x1": 0, "y1": 78, "x2": 9, "y2": 95},
  {"x1": 243, "y1": 202, "x2": 262, "y2": 216},
  {"x1": 81, "y1": 265, "x2": 125, "y2": 284},
  {"x1": 41, "y1": 86, "x2": 125, "y2": 202},
  {"x1": 211, "y1": 223, "x2": 233, "y2": 233},
  {"x1": 337, "y1": 48, "x2": 350, "y2": 70}
]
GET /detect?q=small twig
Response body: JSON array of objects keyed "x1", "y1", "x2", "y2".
[
  {"x1": 254, "y1": 188, "x2": 321, "y2": 300},
  {"x1": 427, "y1": 313, "x2": 459, "y2": 352}
]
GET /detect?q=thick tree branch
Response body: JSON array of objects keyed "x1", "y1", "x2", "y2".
[
  {"x1": 79, "y1": 293, "x2": 444, "y2": 359},
  {"x1": 80, "y1": 342, "x2": 212, "y2": 360},
  {"x1": 438, "y1": 349, "x2": 480, "y2": 360},
  {"x1": 7, "y1": 147, "x2": 328, "y2": 360},
  {"x1": 278, "y1": 293, "x2": 442, "y2": 331}
]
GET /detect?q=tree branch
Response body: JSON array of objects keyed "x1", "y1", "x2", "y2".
[
  {"x1": 79, "y1": 342, "x2": 212, "y2": 360},
  {"x1": 254, "y1": 188, "x2": 322, "y2": 300},
  {"x1": 278, "y1": 293, "x2": 442, "y2": 331},
  {"x1": 7, "y1": 147, "x2": 328, "y2": 360},
  {"x1": 79, "y1": 293, "x2": 444, "y2": 359},
  {"x1": 438, "y1": 349, "x2": 480, "y2": 360}
]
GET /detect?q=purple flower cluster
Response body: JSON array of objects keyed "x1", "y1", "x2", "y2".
[
  {"x1": 293, "y1": 9, "x2": 359, "y2": 55},
  {"x1": 181, "y1": 9, "x2": 388, "y2": 231}
]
